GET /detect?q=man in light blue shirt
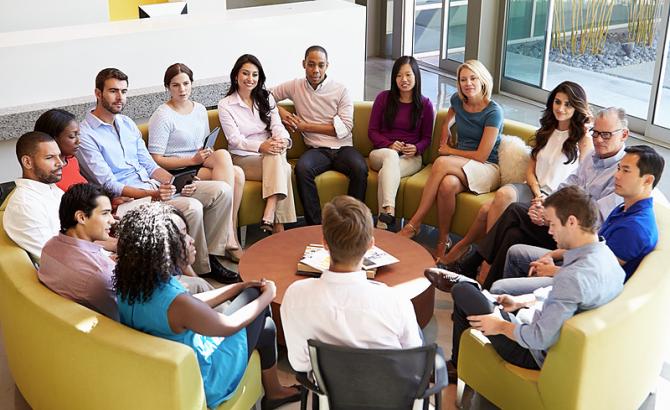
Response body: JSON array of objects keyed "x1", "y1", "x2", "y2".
[
  {"x1": 77, "y1": 68, "x2": 239, "y2": 283},
  {"x1": 448, "y1": 186, "x2": 624, "y2": 375}
]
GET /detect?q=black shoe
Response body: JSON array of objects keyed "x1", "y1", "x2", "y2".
[
  {"x1": 202, "y1": 255, "x2": 242, "y2": 284},
  {"x1": 424, "y1": 267, "x2": 469, "y2": 293},
  {"x1": 259, "y1": 219, "x2": 273, "y2": 235},
  {"x1": 261, "y1": 385, "x2": 303, "y2": 410},
  {"x1": 378, "y1": 212, "x2": 396, "y2": 229},
  {"x1": 438, "y1": 245, "x2": 483, "y2": 279}
]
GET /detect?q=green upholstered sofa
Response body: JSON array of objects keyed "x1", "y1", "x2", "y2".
[
  {"x1": 0, "y1": 197, "x2": 263, "y2": 410},
  {"x1": 456, "y1": 202, "x2": 670, "y2": 410},
  {"x1": 138, "y1": 102, "x2": 537, "y2": 235}
]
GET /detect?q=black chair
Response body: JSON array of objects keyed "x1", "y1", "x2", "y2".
[
  {"x1": 296, "y1": 340, "x2": 448, "y2": 410},
  {"x1": 0, "y1": 181, "x2": 16, "y2": 205}
]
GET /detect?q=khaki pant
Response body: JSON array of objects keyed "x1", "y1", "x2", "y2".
[
  {"x1": 169, "y1": 180, "x2": 233, "y2": 274},
  {"x1": 232, "y1": 153, "x2": 297, "y2": 224},
  {"x1": 368, "y1": 148, "x2": 423, "y2": 212}
]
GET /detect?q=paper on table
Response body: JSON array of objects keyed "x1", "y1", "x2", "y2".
[
  {"x1": 115, "y1": 197, "x2": 151, "y2": 219},
  {"x1": 300, "y1": 244, "x2": 398, "y2": 272}
]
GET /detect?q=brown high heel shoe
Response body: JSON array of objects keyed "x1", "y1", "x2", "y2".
[
  {"x1": 399, "y1": 222, "x2": 419, "y2": 238},
  {"x1": 433, "y1": 237, "x2": 452, "y2": 259}
]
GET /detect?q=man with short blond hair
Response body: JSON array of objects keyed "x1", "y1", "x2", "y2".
[{"x1": 281, "y1": 195, "x2": 422, "y2": 372}]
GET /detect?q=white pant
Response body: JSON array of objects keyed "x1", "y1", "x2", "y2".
[
  {"x1": 368, "y1": 148, "x2": 422, "y2": 212},
  {"x1": 169, "y1": 180, "x2": 233, "y2": 274}
]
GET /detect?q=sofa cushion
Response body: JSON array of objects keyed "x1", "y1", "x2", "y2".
[{"x1": 498, "y1": 134, "x2": 531, "y2": 185}]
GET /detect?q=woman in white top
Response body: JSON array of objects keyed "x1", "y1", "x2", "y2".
[
  {"x1": 148, "y1": 63, "x2": 245, "y2": 261},
  {"x1": 218, "y1": 54, "x2": 296, "y2": 234},
  {"x1": 438, "y1": 81, "x2": 593, "y2": 266}
]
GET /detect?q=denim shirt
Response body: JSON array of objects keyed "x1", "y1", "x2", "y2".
[
  {"x1": 512, "y1": 240, "x2": 625, "y2": 367},
  {"x1": 77, "y1": 111, "x2": 160, "y2": 197}
]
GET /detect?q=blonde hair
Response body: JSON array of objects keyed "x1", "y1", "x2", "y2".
[
  {"x1": 322, "y1": 196, "x2": 373, "y2": 265},
  {"x1": 456, "y1": 59, "x2": 493, "y2": 102}
]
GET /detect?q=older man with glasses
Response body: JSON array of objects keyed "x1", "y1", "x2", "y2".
[{"x1": 426, "y1": 107, "x2": 629, "y2": 291}]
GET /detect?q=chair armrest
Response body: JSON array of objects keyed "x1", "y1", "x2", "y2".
[
  {"x1": 295, "y1": 371, "x2": 324, "y2": 395},
  {"x1": 421, "y1": 346, "x2": 449, "y2": 398}
]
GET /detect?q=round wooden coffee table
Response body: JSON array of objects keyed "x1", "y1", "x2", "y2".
[{"x1": 239, "y1": 225, "x2": 435, "y2": 344}]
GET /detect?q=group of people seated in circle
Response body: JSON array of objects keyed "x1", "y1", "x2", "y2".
[{"x1": 2, "y1": 43, "x2": 666, "y2": 408}]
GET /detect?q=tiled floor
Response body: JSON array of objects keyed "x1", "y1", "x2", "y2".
[{"x1": 2, "y1": 57, "x2": 669, "y2": 410}]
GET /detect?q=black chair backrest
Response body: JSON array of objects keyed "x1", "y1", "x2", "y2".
[
  {"x1": 0, "y1": 181, "x2": 16, "y2": 205},
  {"x1": 307, "y1": 339, "x2": 436, "y2": 410}
]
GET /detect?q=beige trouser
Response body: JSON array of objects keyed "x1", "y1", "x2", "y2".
[
  {"x1": 368, "y1": 148, "x2": 423, "y2": 212},
  {"x1": 169, "y1": 180, "x2": 233, "y2": 274},
  {"x1": 232, "y1": 153, "x2": 297, "y2": 224}
]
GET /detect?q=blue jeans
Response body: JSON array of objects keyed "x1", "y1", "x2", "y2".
[{"x1": 490, "y1": 244, "x2": 555, "y2": 295}]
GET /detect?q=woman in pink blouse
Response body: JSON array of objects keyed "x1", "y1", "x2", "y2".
[{"x1": 218, "y1": 55, "x2": 297, "y2": 233}]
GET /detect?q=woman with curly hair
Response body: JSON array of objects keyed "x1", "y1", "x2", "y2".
[
  {"x1": 435, "y1": 81, "x2": 593, "y2": 268},
  {"x1": 218, "y1": 54, "x2": 296, "y2": 234},
  {"x1": 114, "y1": 203, "x2": 301, "y2": 410}
]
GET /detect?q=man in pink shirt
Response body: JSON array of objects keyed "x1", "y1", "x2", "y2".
[
  {"x1": 272, "y1": 45, "x2": 368, "y2": 225},
  {"x1": 38, "y1": 183, "x2": 119, "y2": 319}
]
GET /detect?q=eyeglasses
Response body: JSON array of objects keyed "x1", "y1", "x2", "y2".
[{"x1": 589, "y1": 128, "x2": 623, "y2": 140}]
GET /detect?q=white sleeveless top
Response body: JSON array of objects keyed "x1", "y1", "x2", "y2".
[{"x1": 534, "y1": 129, "x2": 580, "y2": 193}]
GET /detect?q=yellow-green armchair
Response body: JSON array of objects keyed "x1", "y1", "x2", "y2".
[{"x1": 456, "y1": 202, "x2": 670, "y2": 410}]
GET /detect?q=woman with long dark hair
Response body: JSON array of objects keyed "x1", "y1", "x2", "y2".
[
  {"x1": 436, "y1": 81, "x2": 593, "y2": 267},
  {"x1": 34, "y1": 108, "x2": 87, "y2": 192},
  {"x1": 368, "y1": 56, "x2": 434, "y2": 229},
  {"x1": 218, "y1": 54, "x2": 296, "y2": 234},
  {"x1": 114, "y1": 203, "x2": 301, "y2": 410},
  {"x1": 148, "y1": 62, "x2": 245, "y2": 261}
]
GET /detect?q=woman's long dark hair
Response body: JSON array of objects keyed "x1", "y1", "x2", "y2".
[
  {"x1": 384, "y1": 56, "x2": 423, "y2": 130},
  {"x1": 226, "y1": 54, "x2": 273, "y2": 131},
  {"x1": 34, "y1": 108, "x2": 76, "y2": 141},
  {"x1": 113, "y1": 203, "x2": 188, "y2": 305},
  {"x1": 531, "y1": 81, "x2": 590, "y2": 165}
]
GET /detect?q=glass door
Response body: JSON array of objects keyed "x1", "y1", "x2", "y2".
[
  {"x1": 501, "y1": 0, "x2": 551, "y2": 90},
  {"x1": 412, "y1": 0, "x2": 468, "y2": 72},
  {"x1": 648, "y1": 0, "x2": 670, "y2": 142}
]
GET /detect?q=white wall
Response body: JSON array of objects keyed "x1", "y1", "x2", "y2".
[
  {"x1": 0, "y1": 0, "x2": 366, "y2": 182},
  {"x1": 0, "y1": 0, "x2": 109, "y2": 32},
  {"x1": 0, "y1": 0, "x2": 366, "y2": 109},
  {"x1": 0, "y1": 139, "x2": 20, "y2": 182}
]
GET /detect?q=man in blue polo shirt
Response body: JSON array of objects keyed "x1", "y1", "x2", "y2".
[{"x1": 489, "y1": 144, "x2": 664, "y2": 295}]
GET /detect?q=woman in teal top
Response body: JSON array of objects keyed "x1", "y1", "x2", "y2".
[
  {"x1": 400, "y1": 59, "x2": 503, "y2": 259},
  {"x1": 114, "y1": 203, "x2": 300, "y2": 410}
]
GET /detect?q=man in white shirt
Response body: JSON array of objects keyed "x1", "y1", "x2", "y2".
[
  {"x1": 272, "y1": 46, "x2": 368, "y2": 225},
  {"x1": 280, "y1": 195, "x2": 423, "y2": 372},
  {"x1": 3, "y1": 131, "x2": 64, "y2": 260}
]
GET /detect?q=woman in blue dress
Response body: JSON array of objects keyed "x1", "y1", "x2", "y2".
[{"x1": 114, "y1": 203, "x2": 300, "y2": 409}]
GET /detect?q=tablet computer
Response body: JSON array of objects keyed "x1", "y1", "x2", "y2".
[
  {"x1": 171, "y1": 169, "x2": 198, "y2": 193},
  {"x1": 202, "y1": 127, "x2": 221, "y2": 149}
]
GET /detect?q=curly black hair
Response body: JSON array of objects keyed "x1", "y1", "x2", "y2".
[{"x1": 113, "y1": 202, "x2": 187, "y2": 305}]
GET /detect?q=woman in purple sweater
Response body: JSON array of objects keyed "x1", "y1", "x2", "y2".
[{"x1": 368, "y1": 56, "x2": 435, "y2": 229}]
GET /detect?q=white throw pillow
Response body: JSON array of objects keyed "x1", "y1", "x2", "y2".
[{"x1": 498, "y1": 134, "x2": 531, "y2": 185}]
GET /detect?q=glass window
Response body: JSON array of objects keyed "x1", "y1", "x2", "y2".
[
  {"x1": 503, "y1": 0, "x2": 548, "y2": 86},
  {"x1": 653, "y1": 15, "x2": 670, "y2": 129},
  {"x1": 545, "y1": 0, "x2": 665, "y2": 119}
]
